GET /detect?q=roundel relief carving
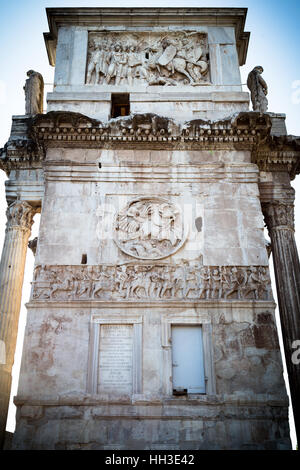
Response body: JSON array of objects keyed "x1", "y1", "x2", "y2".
[{"x1": 114, "y1": 197, "x2": 187, "y2": 260}]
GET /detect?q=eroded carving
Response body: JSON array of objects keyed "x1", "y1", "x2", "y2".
[
  {"x1": 24, "y1": 70, "x2": 44, "y2": 115},
  {"x1": 6, "y1": 201, "x2": 35, "y2": 232},
  {"x1": 114, "y1": 197, "x2": 186, "y2": 260},
  {"x1": 31, "y1": 263, "x2": 272, "y2": 302},
  {"x1": 30, "y1": 111, "x2": 273, "y2": 151},
  {"x1": 247, "y1": 66, "x2": 268, "y2": 113},
  {"x1": 28, "y1": 237, "x2": 38, "y2": 256},
  {"x1": 262, "y1": 201, "x2": 295, "y2": 231},
  {"x1": 86, "y1": 32, "x2": 210, "y2": 86}
]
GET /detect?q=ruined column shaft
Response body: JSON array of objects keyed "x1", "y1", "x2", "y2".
[
  {"x1": 0, "y1": 201, "x2": 34, "y2": 448},
  {"x1": 263, "y1": 200, "x2": 300, "y2": 443}
]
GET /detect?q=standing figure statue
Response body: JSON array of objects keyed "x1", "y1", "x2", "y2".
[
  {"x1": 247, "y1": 66, "x2": 268, "y2": 113},
  {"x1": 24, "y1": 70, "x2": 44, "y2": 114},
  {"x1": 105, "y1": 44, "x2": 128, "y2": 86},
  {"x1": 86, "y1": 46, "x2": 102, "y2": 84}
]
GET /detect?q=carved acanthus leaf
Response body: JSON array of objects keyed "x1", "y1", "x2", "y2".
[
  {"x1": 262, "y1": 201, "x2": 295, "y2": 232},
  {"x1": 6, "y1": 201, "x2": 35, "y2": 231}
]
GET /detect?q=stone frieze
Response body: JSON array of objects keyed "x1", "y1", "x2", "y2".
[
  {"x1": 86, "y1": 31, "x2": 210, "y2": 86},
  {"x1": 31, "y1": 262, "x2": 272, "y2": 301}
]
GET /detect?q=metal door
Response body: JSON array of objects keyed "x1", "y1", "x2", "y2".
[{"x1": 172, "y1": 325, "x2": 205, "y2": 394}]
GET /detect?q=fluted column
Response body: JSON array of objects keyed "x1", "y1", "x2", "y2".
[
  {"x1": 262, "y1": 197, "x2": 300, "y2": 444},
  {"x1": 0, "y1": 201, "x2": 35, "y2": 448}
]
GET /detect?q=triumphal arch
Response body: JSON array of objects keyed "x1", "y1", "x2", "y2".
[{"x1": 0, "y1": 8, "x2": 299, "y2": 449}]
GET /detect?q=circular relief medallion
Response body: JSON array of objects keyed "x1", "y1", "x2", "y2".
[{"x1": 114, "y1": 197, "x2": 187, "y2": 260}]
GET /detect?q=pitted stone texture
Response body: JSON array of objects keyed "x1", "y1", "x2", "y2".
[
  {"x1": 35, "y1": 148, "x2": 268, "y2": 268},
  {"x1": 12, "y1": 402, "x2": 291, "y2": 450}
]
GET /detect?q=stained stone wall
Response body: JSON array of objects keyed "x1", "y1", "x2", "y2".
[
  {"x1": 13, "y1": 304, "x2": 289, "y2": 450},
  {"x1": 35, "y1": 148, "x2": 267, "y2": 267},
  {"x1": 8, "y1": 8, "x2": 293, "y2": 450},
  {"x1": 12, "y1": 143, "x2": 291, "y2": 449}
]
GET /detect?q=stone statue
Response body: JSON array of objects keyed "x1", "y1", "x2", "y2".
[
  {"x1": 247, "y1": 66, "x2": 268, "y2": 113},
  {"x1": 24, "y1": 70, "x2": 44, "y2": 115},
  {"x1": 28, "y1": 237, "x2": 38, "y2": 256}
]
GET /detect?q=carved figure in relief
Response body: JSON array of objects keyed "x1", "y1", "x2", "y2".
[
  {"x1": 160, "y1": 266, "x2": 176, "y2": 298},
  {"x1": 211, "y1": 268, "x2": 222, "y2": 299},
  {"x1": 125, "y1": 266, "x2": 149, "y2": 298},
  {"x1": 247, "y1": 66, "x2": 268, "y2": 113},
  {"x1": 50, "y1": 269, "x2": 73, "y2": 299},
  {"x1": 86, "y1": 45, "x2": 102, "y2": 84},
  {"x1": 244, "y1": 266, "x2": 261, "y2": 300},
  {"x1": 224, "y1": 267, "x2": 240, "y2": 299},
  {"x1": 114, "y1": 198, "x2": 185, "y2": 260},
  {"x1": 115, "y1": 265, "x2": 128, "y2": 296},
  {"x1": 197, "y1": 266, "x2": 210, "y2": 299},
  {"x1": 105, "y1": 44, "x2": 128, "y2": 86},
  {"x1": 24, "y1": 70, "x2": 44, "y2": 115},
  {"x1": 93, "y1": 266, "x2": 112, "y2": 298},
  {"x1": 125, "y1": 45, "x2": 148, "y2": 86},
  {"x1": 182, "y1": 262, "x2": 196, "y2": 298},
  {"x1": 75, "y1": 268, "x2": 93, "y2": 298},
  {"x1": 258, "y1": 267, "x2": 272, "y2": 299},
  {"x1": 31, "y1": 263, "x2": 272, "y2": 302},
  {"x1": 99, "y1": 44, "x2": 111, "y2": 83},
  {"x1": 86, "y1": 33, "x2": 209, "y2": 86},
  {"x1": 179, "y1": 39, "x2": 208, "y2": 83}
]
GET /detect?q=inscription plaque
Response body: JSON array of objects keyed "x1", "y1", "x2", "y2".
[{"x1": 98, "y1": 324, "x2": 133, "y2": 394}]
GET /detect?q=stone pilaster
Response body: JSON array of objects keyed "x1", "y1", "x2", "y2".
[
  {"x1": 262, "y1": 196, "x2": 300, "y2": 444},
  {"x1": 0, "y1": 201, "x2": 35, "y2": 448}
]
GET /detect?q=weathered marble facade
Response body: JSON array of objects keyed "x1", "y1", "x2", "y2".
[{"x1": 1, "y1": 7, "x2": 300, "y2": 450}]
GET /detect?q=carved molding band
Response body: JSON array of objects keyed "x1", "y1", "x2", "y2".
[
  {"x1": 30, "y1": 111, "x2": 272, "y2": 151},
  {"x1": 262, "y1": 201, "x2": 295, "y2": 232},
  {"x1": 86, "y1": 32, "x2": 210, "y2": 87},
  {"x1": 6, "y1": 201, "x2": 35, "y2": 232},
  {"x1": 31, "y1": 263, "x2": 272, "y2": 302}
]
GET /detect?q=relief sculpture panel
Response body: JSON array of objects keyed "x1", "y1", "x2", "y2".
[
  {"x1": 114, "y1": 197, "x2": 187, "y2": 260},
  {"x1": 86, "y1": 32, "x2": 210, "y2": 86},
  {"x1": 31, "y1": 262, "x2": 272, "y2": 302}
]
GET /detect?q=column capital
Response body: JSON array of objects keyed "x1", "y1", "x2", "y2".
[
  {"x1": 262, "y1": 200, "x2": 295, "y2": 233},
  {"x1": 5, "y1": 201, "x2": 35, "y2": 233}
]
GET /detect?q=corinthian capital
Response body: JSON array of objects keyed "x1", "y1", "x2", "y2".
[
  {"x1": 262, "y1": 200, "x2": 295, "y2": 232},
  {"x1": 6, "y1": 201, "x2": 35, "y2": 232}
]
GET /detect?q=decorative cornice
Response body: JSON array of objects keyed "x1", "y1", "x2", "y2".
[
  {"x1": 254, "y1": 135, "x2": 300, "y2": 180},
  {"x1": 29, "y1": 110, "x2": 271, "y2": 151},
  {"x1": 0, "y1": 116, "x2": 44, "y2": 175},
  {"x1": 2, "y1": 111, "x2": 299, "y2": 178},
  {"x1": 44, "y1": 7, "x2": 250, "y2": 66}
]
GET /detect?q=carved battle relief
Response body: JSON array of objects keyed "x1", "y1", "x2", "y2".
[
  {"x1": 31, "y1": 263, "x2": 272, "y2": 302},
  {"x1": 114, "y1": 197, "x2": 187, "y2": 260},
  {"x1": 86, "y1": 32, "x2": 210, "y2": 86}
]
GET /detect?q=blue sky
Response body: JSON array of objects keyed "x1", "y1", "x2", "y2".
[{"x1": 0, "y1": 0, "x2": 299, "y2": 446}]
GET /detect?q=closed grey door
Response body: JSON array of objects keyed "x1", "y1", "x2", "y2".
[{"x1": 172, "y1": 325, "x2": 205, "y2": 393}]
